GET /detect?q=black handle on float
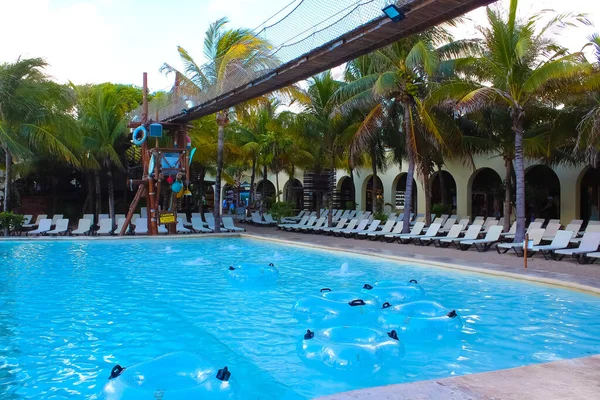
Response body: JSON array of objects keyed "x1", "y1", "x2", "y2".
[
  {"x1": 363, "y1": 284, "x2": 373, "y2": 290},
  {"x1": 216, "y1": 366, "x2": 231, "y2": 382},
  {"x1": 320, "y1": 288, "x2": 331, "y2": 292},
  {"x1": 387, "y1": 330, "x2": 399, "y2": 340},
  {"x1": 108, "y1": 364, "x2": 125, "y2": 380},
  {"x1": 409, "y1": 279, "x2": 418, "y2": 284},
  {"x1": 447, "y1": 310, "x2": 457, "y2": 318},
  {"x1": 382, "y1": 302, "x2": 392, "y2": 309},
  {"x1": 348, "y1": 299, "x2": 366, "y2": 307},
  {"x1": 304, "y1": 329, "x2": 314, "y2": 340},
  {"x1": 228, "y1": 266, "x2": 235, "y2": 270},
  {"x1": 269, "y1": 263, "x2": 274, "y2": 267}
]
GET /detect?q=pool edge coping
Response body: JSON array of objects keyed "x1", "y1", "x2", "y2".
[{"x1": 240, "y1": 233, "x2": 600, "y2": 296}]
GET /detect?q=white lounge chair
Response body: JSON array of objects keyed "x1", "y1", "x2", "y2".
[
  {"x1": 348, "y1": 220, "x2": 381, "y2": 238},
  {"x1": 299, "y1": 217, "x2": 327, "y2": 233},
  {"x1": 335, "y1": 219, "x2": 369, "y2": 237},
  {"x1": 263, "y1": 214, "x2": 278, "y2": 226},
  {"x1": 496, "y1": 228, "x2": 545, "y2": 255},
  {"x1": 26, "y1": 219, "x2": 52, "y2": 236},
  {"x1": 436, "y1": 217, "x2": 456, "y2": 233},
  {"x1": 191, "y1": 217, "x2": 213, "y2": 233},
  {"x1": 50, "y1": 214, "x2": 64, "y2": 225},
  {"x1": 176, "y1": 217, "x2": 192, "y2": 234},
  {"x1": 315, "y1": 218, "x2": 347, "y2": 234},
  {"x1": 539, "y1": 222, "x2": 561, "y2": 241},
  {"x1": 206, "y1": 218, "x2": 228, "y2": 232},
  {"x1": 22, "y1": 214, "x2": 33, "y2": 225},
  {"x1": 222, "y1": 217, "x2": 245, "y2": 232},
  {"x1": 427, "y1": 224, "x2": 464, "y2": 247},
  {"x1": 71, "y1": 218, "x2": 92, "y2": 236},
  {"x1": 98, "y1": 214, "x2": 109, "y2": 220},
  {"x1": 458, "y1": 225, "x2": 504, "y2": 252},
  {"x1": 82, "y1": 213, "x2": 94, "y2": 221},
  {"x1": 22, "y1": 214, "x2": 48, "y2": 229},
  {"x1": 528, "y1": 230, "x2": 574, "y2": 260},
  {"x1": 362, "y1": 220, "x2": 397, "y2": 239},
  {"x1": 251, "y1": 213, "x2": 271, "y2": 226},
  {"x1": 133, "y1": 218, "x2": 148, "y2": 235},
  {"x1": 96, "y1": 219, "x2": 114, "y2": 235},
  {"x1": 439, "y1": 224, "x2": 483, "y2": 248},
  {"x1": 573, "y1": 224, "x2": 600, "y2": 243},
  {"x1": 585, "y1": 251, "x2": 600, "y2": 264},
  {"x1": 46, "y1": 219, "x2": 70, "y2": 236},
  {"x1": 113, "y1": 218, "x2": 127, "y2": 235},
  {"x1": 503, "y1": 221, "x2": 543, "y2": 240},
  {"x1": 401, "y1": 223, "x2": 442, "y2": 245},
  {"x1": 500, "y1": 222, "x2": 517, "y2": 238},
  {"x1": 329, "y1": 219, "x2": 359, "y2": 236},
  {"x1": 384, "y1": 222, "x2": 425, "y2": 243},
  {"x1": 440, "y1": 218, "x2": 468, "y2": 234},
  {"x1": 286, "y1": 216, "x2": 316, "y2": 232},
  {"x1": 278, "y1": 215, "x2": 309, "y2": 229},
  {"x1": 411, "y1": 223, "x2": 444, "y2": 245},
  {"x1": 554, "y1": 232, "x2": 600, "y2": 263}
]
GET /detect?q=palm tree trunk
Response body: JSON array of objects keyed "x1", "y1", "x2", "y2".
[
  {"x1": 198, "y1": 166, "x2": 206, "y2": 216},
  {"x1": 214, "y1": 111, "x2": 228, "y2": 234},
  {"x1": 107, "y1": 168, "x2": 115, "y2": 231},
  {"x1": 438, "y1": 164, "x2": 448, "y2": 206},
  {"x1": 249, "y1": 158, "x2": 256, "y2": 207},
  {"x1": 3, "y1": 149, "x2": 11, "y2": 236},
  {"x1": 82, "y1": 172, "x2": 93, "y2": 214},
  {"x1": 371, "y1": 148, "x2": 378, "y2": 213},
  {"x1": 503, "y1": 158, "x2": 512, "y2": 232},
  {"x1": 94, "y1": 170, "x2": 101, "y2": 225},
  {"x1": 402, "y1": 107, "x2": 415, "y2": 234},
  {"x1": 262, "y1": 164, "x2": 267, "y2": 212},
  {"x1": 513, "y1": 109, "x2": 526, "y2": 242},
  {"x1": 350, "y1": 168, "x2": 356, "y2": 207},
  {"x1": 275, "y1": 172, "x2": 280, "y2": 202},
  {"x1": 423, "y1": 167, "x2": 431, "y2": 226},
  {"x1": 3, "y1": 149, "x2": 11, "y2": 213}
]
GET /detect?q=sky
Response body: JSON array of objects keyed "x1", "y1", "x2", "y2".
[{"x1": 0, "y1": 0, "x2": 598, "y2": 92}]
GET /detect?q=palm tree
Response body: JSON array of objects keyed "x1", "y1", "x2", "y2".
[
  {"x1": 76, "y1": 85, "x2": 129, "y2": 228},
  {"x1": 161, "y1": 17, "x2": 275, "y2": 232},
  {"x1": 335, "y1": 29, "x2": 467, "y2": 231},
  {"x1": 443, "y1": 0, "x2": 593, "y2": 241},
  {"x1": 297, "y1": 71, "x2": 355, "y2": 227},
  {"x1": 0, "y1": 57, "x2": 78, "y2": 233},
  {"x1": 574, "y1": 34, "x2": 600, "y2": 167}
]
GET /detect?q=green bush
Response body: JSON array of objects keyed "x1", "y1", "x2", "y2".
[
  {"x1": 431, "y1": 203, "x2": 453, "y2": 216},
  {"x1": 0, "y1": 212, "x2": 25, "y2": 232},
  {"x1": 269, "y1": 202, "x2": 294, "y2": 222},
  {"x1": 373, "y1": 210, "x2": 388, "y2": 223},
  {"x1": 344, "y1": 201, "x2": 356, "y2": 210}
]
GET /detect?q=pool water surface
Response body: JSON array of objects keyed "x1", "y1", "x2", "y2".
[{"x1": 1, "y1": 237, "x2": 600, "y2": 399}]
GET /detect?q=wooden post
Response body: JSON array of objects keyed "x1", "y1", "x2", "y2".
[
  {"x1": 524, "y1": 233, "x2": 529, "y2": 269},
  {"x1": 120, "y1": 184, "x2": 146, "y2": 236}
]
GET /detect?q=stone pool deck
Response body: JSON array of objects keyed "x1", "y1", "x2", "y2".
[{"x1": 241, "y1": 225, "x2": 600, "y2": 400}]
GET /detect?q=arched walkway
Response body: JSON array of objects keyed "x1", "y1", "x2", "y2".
[
  {"x1": 256, "y1": 179, "x2": 276, "y2": 208},
  {"x1": 525, "y1": 165, "x2": 561, "y2": 220},
  {"x1": 337, "y1": 176, "x2": 355, "y2": 209},
  {"x1": 470, "y1": 168, "x2": 503, "y2": 218},
  {"x1": 579, "y1": 168, "x2": 600, "y2": 221},
  {"x1": 431, "y1": 170, "x2": 457, "y2": 214},
  {"x1": 284, "y1": 178, "x2": 304, "y2": 210},
  {"x1": 364, "y1": 175, "x2": 384, "y2": 212},
  {"x1": 394, "y1": 174, "x2": 417, "y2": 213}
]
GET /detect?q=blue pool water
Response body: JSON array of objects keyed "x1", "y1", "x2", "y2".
[{"x1": 1, "y1": 237, "x2": 600, "y2": 399}]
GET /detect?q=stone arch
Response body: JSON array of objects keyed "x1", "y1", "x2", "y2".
[
  {"x1": 283, "y1": 178, "x2": 304, "y2": 210},
  {"x1": 430, "y1": 170, "x2": 457, "y2": 214},
  {"x1": 362, "y1": 175, "x2": 384, "y2": 212},
  {"x1": 392, "y1": 173, "x2": 417, "y2": 213},
  {"x1": 525, "y1": 165, "x2": 561, "y2": 220},
  {"x1": 336, "y1": 176, "x2": 355, "y2": 209},
  {"x1": 468, "y1": 167, "x2": 503, "y2": 217},
  {"x1": 578, "y1": 166, "x2": 600, "y2": 221}
]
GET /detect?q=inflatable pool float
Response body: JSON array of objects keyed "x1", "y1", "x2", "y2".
[
  {"x1": 361, "y1": 280, "x2": 425, "y2": 303},
  {"x1": 227, "y1": 263, "x2": 279, "y2": 283},
  {"x1": 102, "y1": 352, "x2": 237, "y2": 399},
  {"x1": 377, "y1": 300, "x2": 462, "y2": 341},
  {"x1": 293, "y1": 289, "x2": 379, "y2": 325},
  {"x1": 298, "y1": 326, "x2": 404, "y2": 374}
]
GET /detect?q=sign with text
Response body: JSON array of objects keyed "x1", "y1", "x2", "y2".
[{"x1": 159, "y1": 212, "x2": 176, "y2": 225}]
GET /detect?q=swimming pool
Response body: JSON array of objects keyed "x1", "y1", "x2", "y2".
[{"x1": 1, "y1": 237, "x2": 599, "y2": 399}]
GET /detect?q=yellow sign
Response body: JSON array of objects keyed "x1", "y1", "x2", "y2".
[{"x1": 159, "y1": 212, "x2": 176, "y2": 225}]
